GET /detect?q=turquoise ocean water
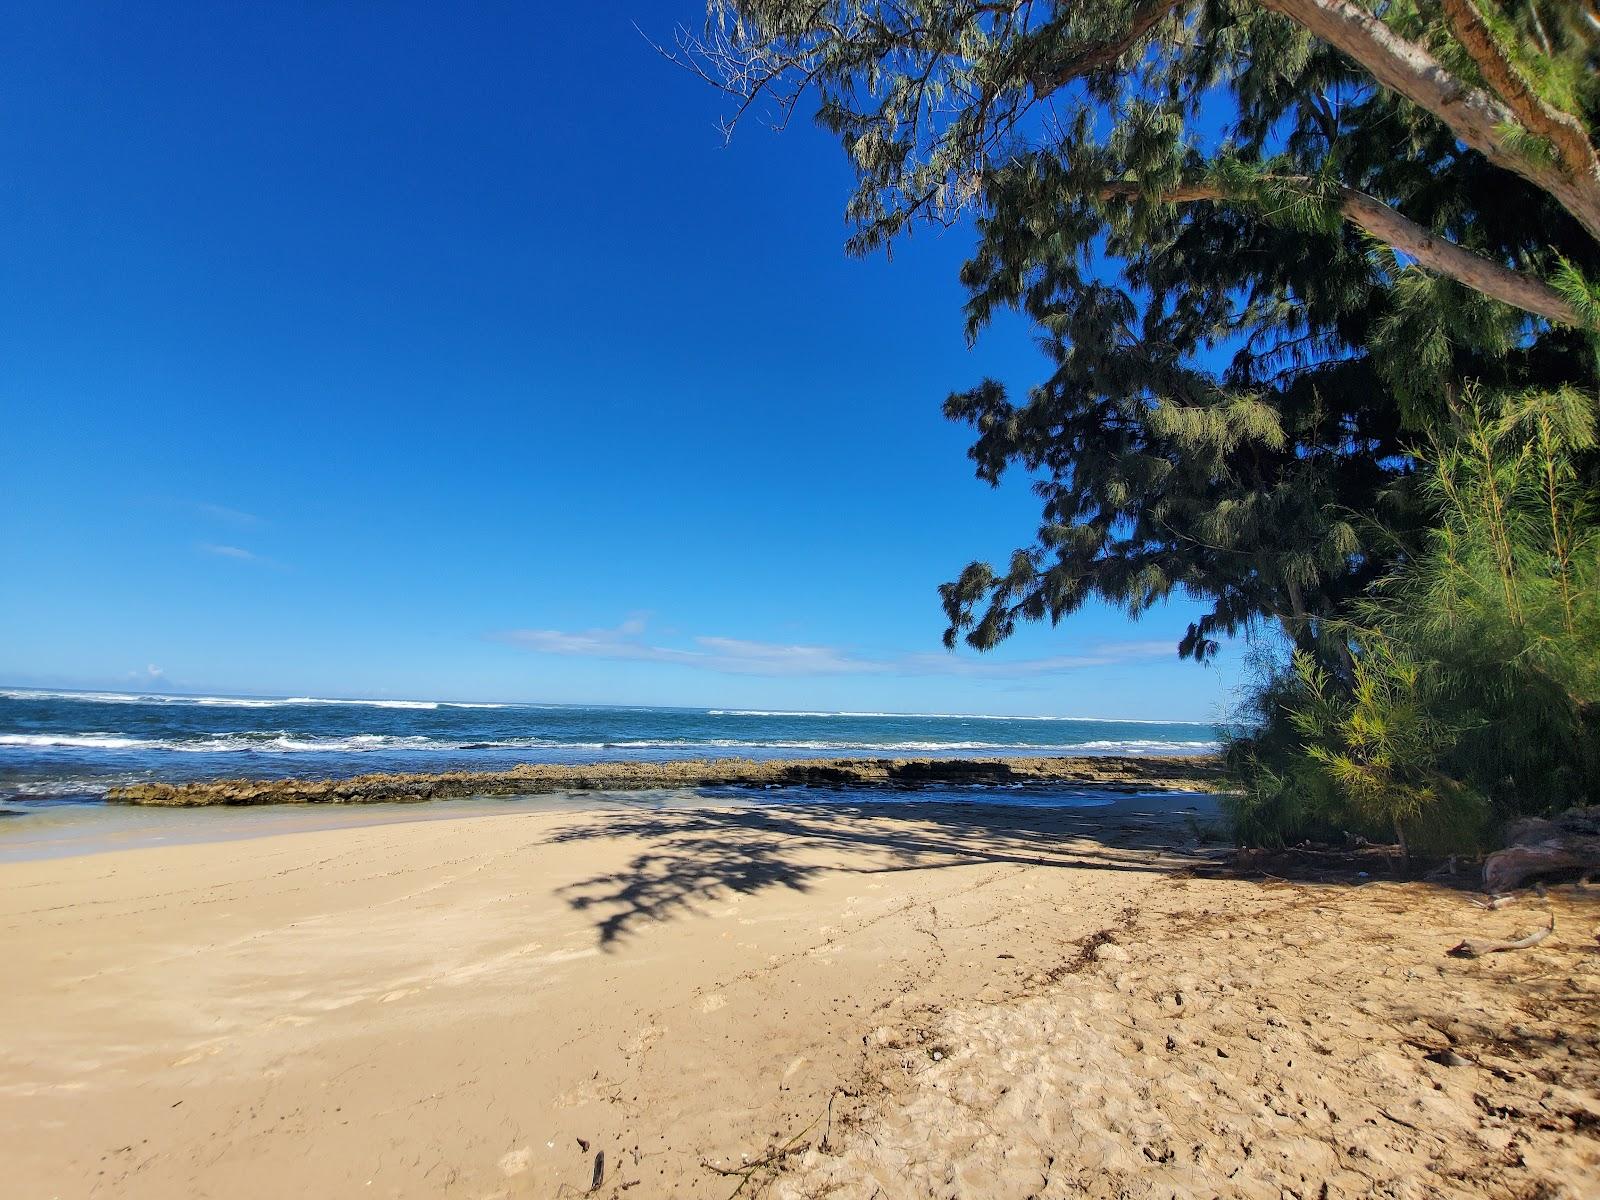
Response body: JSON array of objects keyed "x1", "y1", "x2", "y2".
[{"x1": 0, "y1": 687, "x2": 1217, "y2": 800}]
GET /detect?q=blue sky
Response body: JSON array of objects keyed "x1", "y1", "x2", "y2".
[{"x1": 0, "y1": 2, "x2": 1248, "y2": 721}]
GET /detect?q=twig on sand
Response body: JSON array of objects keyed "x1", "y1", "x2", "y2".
[
  {"x1": 1471, "y1": 881, "x2": 1550, "y2": 912},
  {"x1": 1471, "y1": 894, "x2": 1518, "y2": 910},
  {"x1": 1448, "y1": 913, "x2": 1556, "y2": 958},
  {"x1": 702, "y1": 1107, "x2": 826, "y2": 1199},
  {"x1": 1378, "y1": 1106, "x2": 1424, "y2": 1132}
]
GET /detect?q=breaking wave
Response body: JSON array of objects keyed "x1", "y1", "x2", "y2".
[
  {"x1": 706, "y1": 708, "x2": 1213, "y2": 724},
  {"x1": 0, "y1": 732, "x2": 1215, "y2": 756},
  {"x1": 0, "y1": 689, "x2": 507, "y2": 710}
]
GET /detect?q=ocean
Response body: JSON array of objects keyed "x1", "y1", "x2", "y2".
[{"x1": 0, "y1": 687, "x2": 1218, "y2": 800}]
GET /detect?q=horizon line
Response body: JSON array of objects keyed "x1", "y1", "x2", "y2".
[{"x1": 0, "y1": 684, "x2": 1218, "y2": 726}]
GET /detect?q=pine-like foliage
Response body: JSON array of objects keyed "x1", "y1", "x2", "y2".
[
  {"x1": 1226, "y1": 388, "x2": 1600, "y2": 848},
  {"x1": 689, "y1": 1, "x2": 1599, "y2": 663},
  {"x1": 690, "y1": 2, "x2": 1600, "y2": 843}
]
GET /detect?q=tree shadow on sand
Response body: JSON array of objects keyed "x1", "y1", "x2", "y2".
[{"x1": 542, "y1": 793, "x2": 1223, "y2": 948}]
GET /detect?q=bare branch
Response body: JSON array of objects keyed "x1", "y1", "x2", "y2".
[{"x1": 1448, "y1": 912, "x2": 1555, "y2": 957}]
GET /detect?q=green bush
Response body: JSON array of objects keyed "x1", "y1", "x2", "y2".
[{"x1": 1226, "y1": 388, "x2": 1599, "y2": 855}]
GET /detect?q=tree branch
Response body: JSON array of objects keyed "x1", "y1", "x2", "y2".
[
  {"x1": 1262, "y1": 0, "x2": 1600, "y2": 244},
  {"x1": 1024, "y1": 0, "x2": 1600, "y2": 241},
  {"x1": 1099, "y1": 179, "x2": 1583, "y2": 326},
  {"x1": 1030, "y1": 0, "x2": 1187, "y2": 96},
  {"x1": 1438, "y1": 0, "x2": 1600, "y2": 187}
]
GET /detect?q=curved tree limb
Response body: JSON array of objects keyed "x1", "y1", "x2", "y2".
[
  {"x1": 1263, "y1": 0, "x2": 1600, "y2": 244},
  {"x1": 1031, "y1": 0, "x2": 1187, "y2": 95},
  {"x1": 1029, "y1": 0, "x2": 1600, "y2": 249},
  {"x1": 1448, "y1": 911, "x2": 1555, "y2": 957},
  {"x1": 1338, "y1": 187, "x2": 1580, "y2": 325},
  {"x1": 1438, "y1": 0, "x2": 1600, "y2": 189},
  {"x1": 1029, "y1": 0, "x2": 1600, "y2": 241},
  {"x1": 1098, "y1": 179, "x2": 1582, "y2": 326}
]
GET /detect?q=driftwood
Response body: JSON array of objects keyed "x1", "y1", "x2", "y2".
[
  {"x1": 1449, "y1": 913, "x2": 1556, "y2": 959},
  {"x1": 1471, "y1": 894, "x2": 1519, "y2": 910},
  {"x1": 1482, "y1": 807, "x2": 1600, "y2": 893}
]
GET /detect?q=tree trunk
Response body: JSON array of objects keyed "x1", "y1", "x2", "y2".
[{"x1": 1482, "y1": 807, "x2": 1600, "y2": 892}]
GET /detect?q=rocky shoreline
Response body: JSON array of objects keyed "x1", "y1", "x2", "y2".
[{"x1": 105, "y1": 753, "x2": 1224, "y2": 806}]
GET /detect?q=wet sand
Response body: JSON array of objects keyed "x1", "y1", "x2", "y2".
[{"x1": 2, "y1": 792, "x2": 1596, "y2": 1198}]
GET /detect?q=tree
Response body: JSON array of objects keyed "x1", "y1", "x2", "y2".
[
  {"x1": 1224, "y1": 386, "x2": 1600, "y2": 847},
  {"x1": 684, "y1": 1, "x2": 1598, "y2": 664}
]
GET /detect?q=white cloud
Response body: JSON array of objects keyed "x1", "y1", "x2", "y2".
[
  {"x1": 897, "y1": 641, "x2": 1175, "y2": 676},
  {"x1": 197, "y1": 543, "x2": 289, "y2": 570},
  {"x1": 199, "y1": 543, "x2": 260, "y2": 561},
  {"x1": 497, "y1": 623, "x2": 884, "y2": 676},
  {"x1": 494, "y1": 620, "x2": 1174, "y2": 679},
  {"x1": 196, "y1": 502, "x2": 263, "y2": 525}
]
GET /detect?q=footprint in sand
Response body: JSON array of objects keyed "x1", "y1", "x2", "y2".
[
  {"x1": 497, "y1": 1146, "x2": 533, "y2": 1176},
  {"x1": 700, "y1": 993, "x2": 728, "y2": 1013},
  {"x1": 172, "y1": 1043, "x2": 225, "y2": 1067},
  {"x1": 623, "y1": 1024, "x2": 664, "y2": 1055}
]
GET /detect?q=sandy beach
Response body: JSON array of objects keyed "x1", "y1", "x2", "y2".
[
  {"x1": 9, "y1": 2, "x2": 1599, "y2": 1198},
  {"x1": 3, "y1": 792, "x2": 1597, "y2": 1199}
]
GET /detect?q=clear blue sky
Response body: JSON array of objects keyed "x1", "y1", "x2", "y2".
[{"x1": 0, "y1": 1, "x2": 1247, "y2": 721}]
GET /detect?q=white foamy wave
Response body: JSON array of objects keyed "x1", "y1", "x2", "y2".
[
  {"x1": 1070, "y1": 739, "x2": 1218, "y2": 753},
  {"x1": 602, "y1": 738, "x2": 1019, "y2": 751},
  {"x1": 186, "y1": 697, "x2": 289, "y2": 707},
  {"x1": 0, "y1": 732, "x2": 448, "y2": 753},
  {"x1": 0, "y1": 689, "x2": 509, "y2": 710},
  {"x1": 1, "y1": 731, "x2": 1216, "y2": 756},
  {"x1": 707, "y1": 708, "x2": 1213, "y2": 725},
  {"x1": 229, "y1": 734, "x2": 446, "y2": 752},
  {"x1": 0, "y1": 778, "x2": 127, "y2": 797},
  {"x1": 707, "y1": 710, "x2": 840, "y2": 718},
  {"x1": 282, "y1": 697, "x2": 438, "y2": 710},
  {"x1": 0, "y1": 733, "x2": 150, "y2": 750},
  {"x1": 0, "y1": 689, "x2": 311, "y2": 708},
  {"x1": 0, "y1": 689, "x2": 201, "y2": 705},
  {"x1": 590, "y1": 738, "x2": 1217, "y2": 754}
]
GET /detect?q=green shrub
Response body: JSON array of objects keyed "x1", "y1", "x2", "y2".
[{"x1": 1226, "y1": 388, "x2": 1599, "y2": 854}]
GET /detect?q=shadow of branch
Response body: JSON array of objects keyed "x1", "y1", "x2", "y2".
[{"x1": 548, "y1": 797, "x2": 1217, "y2": 948}]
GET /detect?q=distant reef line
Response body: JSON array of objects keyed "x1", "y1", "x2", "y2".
[{"x1": 105, "y1": 754, "x2": 1224, "y2": 807}]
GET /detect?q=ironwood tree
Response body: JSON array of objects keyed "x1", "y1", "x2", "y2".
[{"x1": 683, "y1": 0, "x2": 1599, "y2": 667}]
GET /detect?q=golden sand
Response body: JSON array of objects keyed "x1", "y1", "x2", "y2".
[{"x1": 2, "y1": 793, "x2": 1595, "y2": 1198}]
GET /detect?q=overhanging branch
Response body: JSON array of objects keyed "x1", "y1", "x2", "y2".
[
  {"x1": 1263, "y1": 0, "x2": 1600, "y2": 244},
  {"x1": 1099, "y1": 179, "x2": 1583, "y2": 326},
  {"x1": 1438, "y1": 0, "x2": 1600, "y2": 188},
  {"x1": 1030, "y1": 0, "x2": 1187, "y2": 96}
]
